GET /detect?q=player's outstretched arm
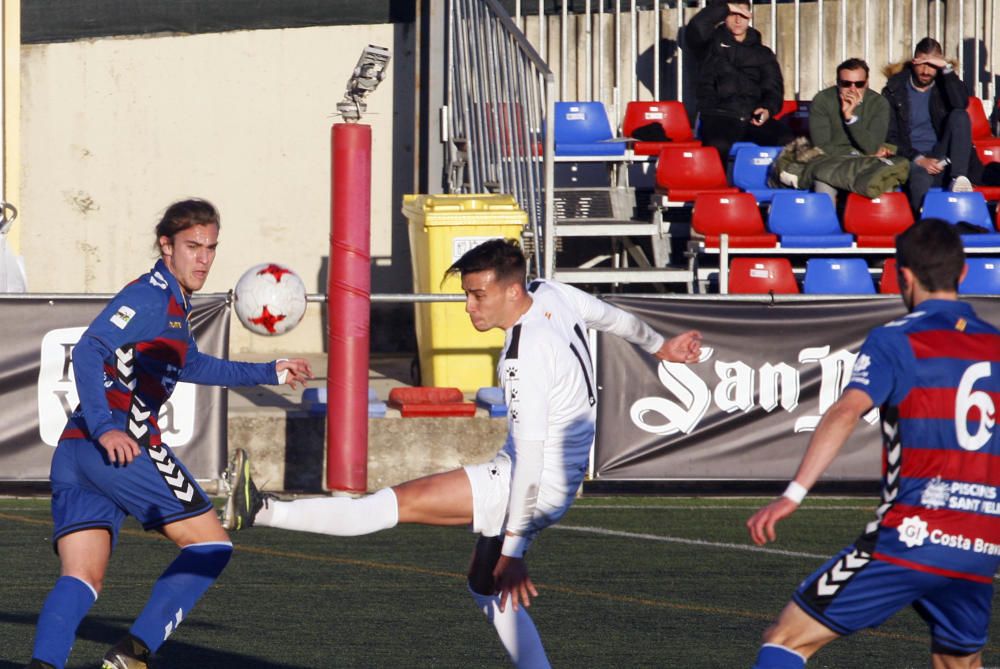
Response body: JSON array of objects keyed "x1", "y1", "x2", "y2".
[
  {"x1": 747, "y1": 389, "x2": 872, "y2": 545},
  {"x1": 276, "y1": 358, "x2": 313, "y2": 389},
  {"x1": 654, "y1": 330, "x2": 702, "y2": 363}
]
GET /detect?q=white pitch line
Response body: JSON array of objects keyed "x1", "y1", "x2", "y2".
[{"x1": 551, "y1": 524, "x2": 829, "y2": 559}]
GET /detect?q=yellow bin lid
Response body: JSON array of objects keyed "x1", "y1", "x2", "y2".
[{"x1": 402, "y1": 194, "x2": 527, "y2": 226}]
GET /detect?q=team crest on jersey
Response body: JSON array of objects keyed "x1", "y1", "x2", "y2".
[
  {"x1": 110, "y1": 305, "x2": 136, "y2": 330},
  {"x1": 955, "y1": 317, "x2": 967, "y2": 332},
  {"x1": 897, "y1": 515, "x2": 929, "y2": 548},
  {"x1": 920, "y1": 476, "x2": 950, "y2": 509}
]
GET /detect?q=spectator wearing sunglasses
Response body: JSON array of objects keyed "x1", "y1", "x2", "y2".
[
  {"x1": 883, "y1": 37, "x2": 984, "y2": 212},
  {"x1": 808, "y1": 58, "x2": 892, "y2": 206}
]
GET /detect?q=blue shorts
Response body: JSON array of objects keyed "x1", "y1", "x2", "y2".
[
  {"x1": 794, "y1": 545, "x2": 993, "y2": 655},
  {"x1": 50, "y1": 438, "x2": 213, "y2": 550}
]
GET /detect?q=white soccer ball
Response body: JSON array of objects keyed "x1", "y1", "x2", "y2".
[{"x1": 233, "y1": 263, "x2": 307, "y2": 336}]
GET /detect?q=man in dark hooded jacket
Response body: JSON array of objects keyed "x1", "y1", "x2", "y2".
[{"x1": 686, "y1": 0, "x2": 793, "y2": 162}]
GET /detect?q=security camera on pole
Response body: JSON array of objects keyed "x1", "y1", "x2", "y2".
[{"x1": 328, "y1": 45, "x2": 391, "y2": 493}]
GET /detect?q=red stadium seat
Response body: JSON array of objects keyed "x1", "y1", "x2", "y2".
[
  {"x1": 879, "y1": 257, "x2": 900, "y2": 294},
  {"x1": 977, "y1": 144, "x2": 1000, "y2": 165},
  {"x1": 622, "y1": 101, "x2": 700, "y2": 156},
  {"x1": 968, "y1": 98, "x2": 999, "y2": 142},
  {"x1": 775, "y1": 99, "x2": 811, "y2": 137},
  {"x1": 842, "y1": 192, "x2": 914, "y2": 247},
  {"x1": 691, "y1": 192, "x2": 777, "y2": 248},
  {"x1": 655, "y1": 146, "x2": 738, "y2": 202},
  {"x1": 727, "y1": 257, "x2": 799, "y2": 294}
]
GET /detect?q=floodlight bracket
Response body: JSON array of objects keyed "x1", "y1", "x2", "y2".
[{"x1": 337, "y1": 44, "x2": 392, "y2": 123}]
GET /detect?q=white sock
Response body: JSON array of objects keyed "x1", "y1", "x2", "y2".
[
  {"x1": 256, "y1": 488, "x2": 399, "y2": 536},
  {"x1": 469, "y1": 586, "x2": 551, "y2": 669}
]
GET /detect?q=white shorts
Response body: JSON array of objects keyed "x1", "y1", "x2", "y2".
[{"x1": 464, "y1": 452, "x2": 512, "y2": 538}]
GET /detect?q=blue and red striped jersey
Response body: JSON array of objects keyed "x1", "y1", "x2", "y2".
[
  {"x1": 846, "y1": 299, "x2": 1000, "y2": 583},
  {"x1": 63, "y1": 258, "x2": 277, "y2": 446}
]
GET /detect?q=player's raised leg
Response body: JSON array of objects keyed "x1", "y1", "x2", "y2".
[
  {"x1": 467, "y1": 536, "x2": 550, "y2": 669},
  {"x1": 102, "y1": 511, "x2": 233, "y2": 669},
  {"x1": 223, "y1": 448, "x2": 474, "y2": 535}
]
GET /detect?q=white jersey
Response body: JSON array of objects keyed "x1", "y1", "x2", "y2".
[{"x1": 498, "y1": 279, "x2": 664, "y2": 545}]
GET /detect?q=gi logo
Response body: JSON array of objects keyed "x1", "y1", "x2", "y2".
[
  {"x1": 897, "y1": 515, "x2": 930, "y2": 548},
  {"x1": 920, "y1": 476, "x2": 950, "y2": 510},
  {"x1": 36, "y1": 327, "x2": 197, "y2": 447}
]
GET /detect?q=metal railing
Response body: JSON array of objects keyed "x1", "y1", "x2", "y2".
[
  {"x1": 447, "y1": 0, "x2": 556, "y2": 278},
  {"x1": 506, "y1": 0, "x2": 997, "y2": 119}
]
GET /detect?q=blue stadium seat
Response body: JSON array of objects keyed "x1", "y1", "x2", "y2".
[
  {"x1": 803, "y1": 258, "x2": 876, "y2": 294},
  {"x1": 553, "y1": 102, "x2": 625, "y2": 157},
  {"x1": 732, "y1": 146, "x2": 802, "y2": 203},
  {"x1": 767, "y1": 192, "x2": 854, "y2": 247},
  {"x1": 921, "y1": 191, "x2": 1000, "y2": 247},
  {"x1": 959, "y1": 258, "x2": 1000, "y2": 294},
  {"x1": 728, "y1": 141, "x2": 759, "y2": 157},
  {"x1": 475, "y1": 387, "x2": 508, "y2": 417}
]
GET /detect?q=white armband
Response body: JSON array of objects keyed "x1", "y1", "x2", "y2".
[
  {"x1": 783, "y1": 481, "x2": 808, "y2": 505},
  {"x1": 276, "y1": 358, "x2": 288, "y2": 384}
]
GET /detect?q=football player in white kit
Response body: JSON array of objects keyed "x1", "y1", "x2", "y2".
[{"x1": 223, "y1": 238, "x2": 702, "y2": 667}]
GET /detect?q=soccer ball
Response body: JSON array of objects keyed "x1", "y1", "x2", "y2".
[{"x1": 233, "y1": 263, "x2": 307, "y2": 336}]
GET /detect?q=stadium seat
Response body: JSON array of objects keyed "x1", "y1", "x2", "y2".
[
  {"x1": 968, "y1": 97, "x2": 1000, "y2": 148},
  {"x1": 803, "y1": 258, "x2": 876, "y2": 294},
  {"x1": 655, "y1": 146, "x2": 738, "y2": 202},
  {"x1": 554, "y1": 101, "x2": 625, "y2": 157},
  {"x1": 621, "y1": 101, "x2": 700, "y2": 156},
  {"x1": 691, "y1": 192, "x2": 777, "y2": 247},
  {"x1": 959, "y1": 257, "x2": 1000, "y2": 294},
  {"x1": 976, "y1": 144, "x2": 1000, "y2": 165},
  {"x1": 879, "y1": 257, "x2": 900, "y2": 294},
  {"x1": 727, "y1": 257, "x2": 799, "y2": 294},
  {"x1": 767, "y1": 192, "x2": 854, "y2": 247},
  {"x1": 775, "y1": 100, "x2": 811, "y2": 137},
  {"x1": 920, "y1": 191, "x2": 1000, "y2": 246},
  {"x1": 731, "y1": 146, "x2": 800, "y2": 203},
  {"x1": 842, "y1": 192, "x2": 914, "y2": 247},
  {"x1": 302, "y1": 387, "x2": 387, "y2": 418},
  {"x1": 475, "y1": 387, "x2": 507, "y2": 417}
]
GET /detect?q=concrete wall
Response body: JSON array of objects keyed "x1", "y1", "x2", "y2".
[{"x1": 18, "y1": 22, "x2": 416, "y2": 354}]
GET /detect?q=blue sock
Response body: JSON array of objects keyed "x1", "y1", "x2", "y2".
[
  {"x1": 32, "y1": 575, "x2": 98, "y2": 668},
  {"x1": 128, "y1": 542, "x2": 232, "y2": 652},
  {"x1": 752, "y1": 643, "x2": 806, "y2": 669}
]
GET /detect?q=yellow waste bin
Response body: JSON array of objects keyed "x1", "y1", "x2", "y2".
[{"x1": 402, "y1": 194, "x2": 527, "y2": 392}]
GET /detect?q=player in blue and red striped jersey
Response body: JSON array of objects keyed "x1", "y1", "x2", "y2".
[
  {"x1": 746, "y1": 218, "x2": 1000, "y2": 669},
  {"x1": 24, "y1": 199, "x2": 312, "y2": 669}
]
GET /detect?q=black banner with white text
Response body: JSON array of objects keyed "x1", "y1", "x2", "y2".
[{"x1": 595, "y1": 296, "x2": 1000, "y2": 482}]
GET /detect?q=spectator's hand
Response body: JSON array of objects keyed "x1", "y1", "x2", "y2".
[
  {"x1": 493, "y1": 555, "x2": 538, "y2": 612},
  {"x1": 727, "y1": 3, "x2": 751, "y2": 19},
  {"x1": 839, "y1": 87, "x2": 862, "y2": 120},
  {"x1": 912, "y1": 54, "x2": 949, "y2": 70},
  {"x1": 656, "y1": 330, "x2": 702, "y2": 364},
  {"x1": 98, "y1": 429, "x2": 141, "y2": 465},
  {"x1": 873, "y1": 146, "x2": 894, "y2": 158},
  {"x1": 276, "y1": 358, "x2": 314, "y2": 389},
  {"x1": 914, "y1": 155, "x2": 944, "y2": 175},
  {"x1": 747, "y1": 496, "x2": 799, "y2": 545},
  {"x1": 750, "y1": 107, "x2": 769, "y2": 126}
]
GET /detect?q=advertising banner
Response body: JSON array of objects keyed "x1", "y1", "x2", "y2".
[
  {"x1": 0, "y1": 295, "x2": 230, "y2": 481},
  {"x1": 595, "y1": 296, "x2": 1000, "y2": 482}
]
